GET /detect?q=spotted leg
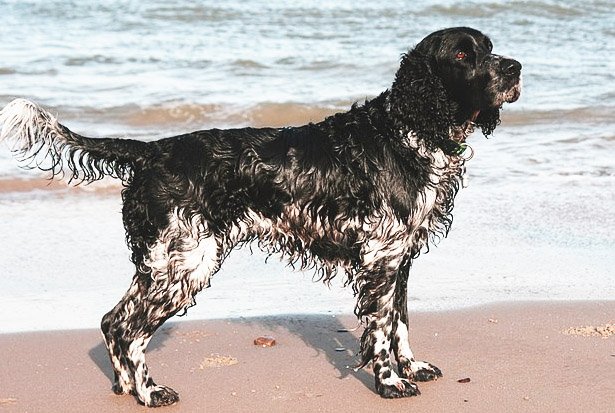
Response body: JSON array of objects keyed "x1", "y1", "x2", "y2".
[
  {"x1": 101, "y1": 275, "x2": 183, "y2": 406},
  {"x1": 101, "y1": 278, "x2": 143, "y2": 397},
  {"x1": 392, "y1": 259, "x2": 442, "y2": 382},
  {"x1": 356, "y1": 249, "x2": 421, "y2": 398}
]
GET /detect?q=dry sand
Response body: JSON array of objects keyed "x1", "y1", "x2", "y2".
[{"x1": 0, "y1": 301, "x2": 614, "y2": 412}]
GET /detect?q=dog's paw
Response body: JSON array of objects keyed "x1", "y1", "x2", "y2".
[
  {"x1": 377, "y1": 377, "x2": 421, "y2": 398},
  {"x1": 411, "y1": 361, "x2": 443, "y2": 382},
  {"x1": 144, "y1": 385, "x2": 180, "y2": 407}
]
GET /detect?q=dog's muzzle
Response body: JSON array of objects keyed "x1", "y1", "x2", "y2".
[{"x1": 500, "y1": 58, "x2": 522, "y2": 103}]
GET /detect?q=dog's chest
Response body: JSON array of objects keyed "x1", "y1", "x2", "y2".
[{"x1": 412, "y1": 148, "x2": 462, "y2": 225}]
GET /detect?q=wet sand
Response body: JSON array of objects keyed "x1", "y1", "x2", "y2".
[{"x1": 1, "y1": 301, "x2": 613, "y2": 412}]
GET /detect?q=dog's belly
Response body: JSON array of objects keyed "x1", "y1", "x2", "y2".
[{"x1": 225, "y1": 206, "x2": 363, "y2": 274}]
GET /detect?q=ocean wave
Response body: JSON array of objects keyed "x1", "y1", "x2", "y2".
[
  {"x1": 65, "y1": 55, "x2": 122, "y2": 67},
  {"x1": 7, "y1": 98, "x2": 611, "y2": 138},
  {"x1": 0, "y1": 177, "x2": 122, "y2": 195},
  {"x1": 502, "y1": 106, "x2": 615, "y2": 126},
  {"x1": 423, "y1": 1, "x2": 584, "y2": 18},
  {"x1": 55, "y1": 101, "x2": 346, "y2": 131},
  {"x1": 61, "y1": 102, "x2": 614, "y2": 132},
  {"x1": 231, "y1": 59, "x2": 269, "y2": 70}
]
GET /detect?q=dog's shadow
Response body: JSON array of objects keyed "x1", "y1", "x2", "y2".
[
  {"x1": 239, "y1": 314, "x2": 373, "y2": 389},
  {"x1": 89, "y1": 314, "x2": 373, "y2": 392},
  {"x1": 89, "y1": 342, "x2": 113, "y2": 384}
]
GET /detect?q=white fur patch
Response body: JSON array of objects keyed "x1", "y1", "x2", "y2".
[
  {"x1": 410, "y1": 360, "x2": 436, "y2": 374},
  {"x1": 394, "y1": 319, "x2": 415, "y2": 361},
  {"x1": 143, "y1": 209, "x2": 221, "y2": 307},
  {"x1": 380, "y1": 372, "x2": 407, "y2": 388},
  {"x1": 129, "y1": 336, "x2": 152, "y2": 395}
]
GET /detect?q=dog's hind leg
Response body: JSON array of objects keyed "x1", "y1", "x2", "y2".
[
  {"x1": 101, "y1": 273, "x2": 186, "y2": 407},
  {"x1": 101, "y1": 278, "x2": 147, "y2": 397},
  {"x1": 101, "y1": 210, "x2": 222, "y2": 407},
  {"x1": 392, "y1": 260, "x2": 442, "y2": 383}
]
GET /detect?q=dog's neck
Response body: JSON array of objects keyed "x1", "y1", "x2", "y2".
[
  {"x1": 446, "y1": 109, "x2": 480, "y2": 156},
  {"x1": 383, "y1": 89, "x2": 481, "y2": 156}
]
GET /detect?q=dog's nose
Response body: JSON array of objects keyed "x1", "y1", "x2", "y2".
[{"x1": 502, "y1": 58, "x2": 522, "y2": 76}]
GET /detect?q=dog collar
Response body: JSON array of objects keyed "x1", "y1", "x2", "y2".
[
  {"x1": 449, "y1": 109, "x2": 480, "y2": 156},
  {"x1": 448, "y1": 120, "x2": 475, "y2": 156}
]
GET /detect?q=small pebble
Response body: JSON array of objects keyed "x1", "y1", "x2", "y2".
[{"x1": 254, "y1": 336, "x2": 276, "y2": 347}]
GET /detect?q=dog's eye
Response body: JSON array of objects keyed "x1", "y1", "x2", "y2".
[{"x1": 455, "y1": 51, "x2": 467, "y2": 60}]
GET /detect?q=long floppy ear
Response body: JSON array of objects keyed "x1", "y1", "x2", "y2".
[
  {"x1": 389, "y1": 50, "x2": 458, "y2": 153},
  {"x1": 475, "y1": 107, "x2": 501, "y2": 136}
]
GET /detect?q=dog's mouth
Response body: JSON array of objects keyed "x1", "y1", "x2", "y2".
[
  {"x1": 453, "y1": 79, "x2": 521, "y2": 145},
  {"x1": 469, "y1": 110, "x2": 480, "y2": 122},
  {"x1": 480, "y1": 80, "x2": 521, "y2": 116},
  {"x1": 499, "y1": 77, "x2": 522, "y2": 105},
  {"x1": 505, "y1": 81, "x2": 522, "y2": 103},
  {"x1": 451, "y1": 110, "x2": 480, "y2": 144}
]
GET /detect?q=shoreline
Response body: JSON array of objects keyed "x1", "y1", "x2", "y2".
[
  {"x1": 1, "y1": 175, "x2": 614, "y2": 335},
  {"x1": 1, "y1": 300, "x2": 613, "y2": 412},
  {"x1": 0, "y1": 176, "x2": 122, "y2": 195}
]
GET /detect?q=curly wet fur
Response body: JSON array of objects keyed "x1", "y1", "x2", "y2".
[{"x1": 0, "y1": 27, "x2": 521, "y2": 406}]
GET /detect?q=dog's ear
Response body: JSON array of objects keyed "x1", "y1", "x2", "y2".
[
  {"x1": 475, "y1": 107, "x2": 501, "y2": 137},
  {"x1": 389, "y1": 50, "x2": 458, "y2": 153}
]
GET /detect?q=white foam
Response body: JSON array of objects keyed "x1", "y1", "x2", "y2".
[{"x1": 0, "y1": 184, "x2": 613, "y2": 334}]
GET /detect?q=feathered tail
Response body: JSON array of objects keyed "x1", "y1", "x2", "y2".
[{"x1": 0, "y1": 98, "x2": 149, "y2": 183}]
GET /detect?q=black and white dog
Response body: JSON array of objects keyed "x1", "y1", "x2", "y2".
[{"x1": 0, "y1": 27, "x2": 521, "y2": 406}]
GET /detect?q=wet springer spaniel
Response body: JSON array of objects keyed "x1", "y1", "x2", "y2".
[{"x1": 0, "y1": 27, "x2": 521, "y2": 406}]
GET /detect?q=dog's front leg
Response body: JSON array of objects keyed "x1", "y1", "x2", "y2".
[
  {"x1": 355, "y1": 257, "x2": 421, "y2": 398},
  {"x1": 392, "y1": 260, "x2": 443, "y2": 382}
]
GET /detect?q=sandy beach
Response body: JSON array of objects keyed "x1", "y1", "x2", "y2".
[
  {"x1": 0, "y1": 300, "x2": 613, "y2": 412},
  {"x1": 1, "y1": 2, "x2": 614, "y2": 412}
]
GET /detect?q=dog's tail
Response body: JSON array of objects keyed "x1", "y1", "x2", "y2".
[{"x1": 0, "y1": 98, "x2": 150, "y2": 183}]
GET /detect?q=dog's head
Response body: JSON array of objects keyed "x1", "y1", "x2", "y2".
[
  {"x1": 417, "y1": 27, "x2": 522, "y2": 120},
  {"x1": 389, "y1": 27, "x2": 522, "y2": 152}
]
